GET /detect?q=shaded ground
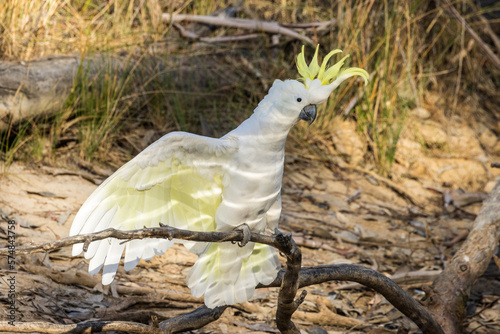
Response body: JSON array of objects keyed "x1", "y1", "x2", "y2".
[{"x1": 1, "y1": 140, "x2": 500, "y2": 333}]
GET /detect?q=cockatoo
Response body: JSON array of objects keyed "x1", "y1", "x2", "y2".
[{"x1": 70, "y1": 45, "x2": 368, "y2": 308}]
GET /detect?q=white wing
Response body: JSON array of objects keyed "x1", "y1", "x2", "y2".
[{"x1": 70, "y1": 132, "x2": 238, "y2": 284}]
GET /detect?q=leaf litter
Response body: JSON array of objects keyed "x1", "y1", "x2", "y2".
[{"x1": 0, "y1": 158, "x2": 499, "y2": 333}]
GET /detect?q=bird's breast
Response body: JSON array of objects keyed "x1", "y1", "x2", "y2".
[{"x1": 215, "y1": 146, "x2": 285, "y2": 231}]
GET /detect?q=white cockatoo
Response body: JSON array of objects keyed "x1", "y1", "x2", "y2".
[{"x1": 70, "y1": 45, "x2": 368, "y2": 308}]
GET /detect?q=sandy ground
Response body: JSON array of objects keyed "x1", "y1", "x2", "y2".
[{"x1": 0, "y1": 157, "x2": 499, "y2": 333}]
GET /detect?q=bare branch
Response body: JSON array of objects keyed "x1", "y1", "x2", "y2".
[
  {"x1": 0, "y1": 225, "x2": 276, "y2": 256},
  {"x1": 263, "y1": 264, "x2": 444, "y2": 334},
  {"x1": 280, "y1": 20, "x2": 337, "y2": 30},
  {"x1": 171, "y1": 22, "x2": 259, "y2": 43},
  {"x1": 0, "y1": 307, "x2": 227, "y2": 334},
  {"x1": 0, "y1": 321, "x2": 158, "y2": 333},
  {"x1": 162, "y1": 13, "x2": 313, "y2": 45},
  {"x1": 425, "y1": 182, "x2": 500, "y2": 332},
  {"x1": 159, "y1": 305, "x2": 228, "y2": 333},
  {"x1": 2, "y1": 227, "x2": 443, "y2": 333}
]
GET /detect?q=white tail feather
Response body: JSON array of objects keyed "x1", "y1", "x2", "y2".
[{"x1": 187, "y1": 242, "x2": 280, "y2": 308}]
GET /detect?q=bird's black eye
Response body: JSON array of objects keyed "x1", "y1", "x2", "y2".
[{"x1": 297, "y1": 98, "x2": 302, "y2": 102}]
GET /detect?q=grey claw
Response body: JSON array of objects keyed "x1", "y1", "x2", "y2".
[{"x1": 235, "y1": 224, "x2": 251, "y2": 247}]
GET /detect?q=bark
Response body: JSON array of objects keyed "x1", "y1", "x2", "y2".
[
  {"x1": 266, "y1": 264, "x2": 444, "y2": 334},
  {"x1": 0, "y1": 56, "x2": 80, "y2": 130},
  {"x1": 425, "y1": 182, "x2": 500, "y2": 333},
  {"x1": 162, "y1": 13, "x2": 313, "y2": 45},
  {"x1": 159, "y1": 305, "x2": 228, "y2": 333},
  {"x1": 0, "y1": 55, "x2": 126, "y2": 131}
]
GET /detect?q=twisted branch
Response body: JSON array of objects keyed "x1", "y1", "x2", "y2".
[{"x1": 0, "y1": 226, "x2": 443, "y2": 333}]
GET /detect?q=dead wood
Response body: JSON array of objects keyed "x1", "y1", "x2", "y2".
[
  {"x1": 334, "y1": 269, "x2": 442, "y2": 290},
  {"x1": 162, "y1": 13, "x2": 313, "y2": 45},
  {"x1": 0, "y1": 225, "x2": 276, "y2": 256},
  {"x1": 159, "y1": 305, "x2": 228, "y2": 333},
  {"x1": 1, "y1": 226, "x2": 444, "y2": 334},
  {"x1": 0, "y1": 55, "x2": 82, "y2": 131},
  {"x1": 264, "y1": 264, "x2": 444, "y2": 334},
  {"x1": 0, "y1": 320, "x2": 159, "y2": 333},
  {"x1": 425, "y1": 182, "x2": 500, "y2": 333},
  {"x1": 0, "y1": 54, "x2": 135, "y2": 131}
]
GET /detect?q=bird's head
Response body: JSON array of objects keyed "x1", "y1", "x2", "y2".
[{"x1": 264, "y1": 45, "x2": 368, "y2": 125}]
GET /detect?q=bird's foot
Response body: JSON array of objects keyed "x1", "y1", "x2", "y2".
[{"x1": 233, "y1": 224, "x2": 251, "y2": 247}]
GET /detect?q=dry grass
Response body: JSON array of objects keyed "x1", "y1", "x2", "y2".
[{"x1": 0, "y1": 0, "x2": 499, "y2": 171}]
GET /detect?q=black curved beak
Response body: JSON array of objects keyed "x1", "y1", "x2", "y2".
[{"x1": 299, "y1": 104, "x2": 317, "y2": 125}]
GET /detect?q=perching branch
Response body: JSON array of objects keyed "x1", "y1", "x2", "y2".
[
  {"x1": 0, "y1": 226, "x2": 444, "y2": 334},
  {"x1": 0, "y1": 225, "x2": 276, "y2": 256}
]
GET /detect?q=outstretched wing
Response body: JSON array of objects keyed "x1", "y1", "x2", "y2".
[{"x1": 70, "y1": 132, "x2": 238, "y2": 284}]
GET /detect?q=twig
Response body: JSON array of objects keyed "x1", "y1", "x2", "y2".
[
  {"x1": 1, "y1": 263, "x2": 444, "y2": 334},
  {"x1": 159, "y1": 305, "x2": 228, "y2": 333},
  {"x1": 441, "y1": 230, "x2": 469, "y2": 247},
  {"x1": 443, "y1": 0, "x2": 500, "y2": 70},
  {"x1": 281, "y1": 20, "x2": 337, "y2": 30},
  {"x1": 0, "y1": 321, "x2": 158, "y2": 333},
  {"x1": 334, "y1": 269, "x2": 442, "y2": 290},
  {"x1": 172, "y1": 22, "x2": 259, "y2": 43},
  {"x1": 162, "y1": 13, "x2": 313, "y2": 45},
  {"x1": 275, "y1": 232, "x2": 305, "y2": 334},
  {"x1": 479, "y1": 19, "x2": 500, "y2": 54},
  {"x1": 425, "y1": 182, "x2": 500, "y2": 332}
]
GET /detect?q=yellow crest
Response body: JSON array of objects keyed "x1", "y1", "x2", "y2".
[{"x1": 296, "y1": 45, "x2": 369, "y2": 88}]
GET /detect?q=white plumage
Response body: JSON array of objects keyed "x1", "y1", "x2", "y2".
[{"x1": 70, "y1": 46, "x2": 368, "y2": 308}]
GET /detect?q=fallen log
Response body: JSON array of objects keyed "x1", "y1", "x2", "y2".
[
  {"x1": 0, "y1": 55, "x2": 80, "y2": 131},
  {"x1": 0, "y1": 55, "x2": 127, "y2": 131}
]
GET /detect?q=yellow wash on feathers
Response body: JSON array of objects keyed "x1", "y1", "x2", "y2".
[{"x1": 70, "y1": 45, "x2": 368, "y2": 308}]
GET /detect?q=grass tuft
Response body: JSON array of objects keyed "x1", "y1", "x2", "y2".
[{"x1": 0, "y1": 0, "x2": 498, "y2": 173}]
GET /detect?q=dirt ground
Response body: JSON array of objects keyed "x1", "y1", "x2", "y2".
[{"x1": 1, "y1": 126, "x2": 500, "y2": 334}]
